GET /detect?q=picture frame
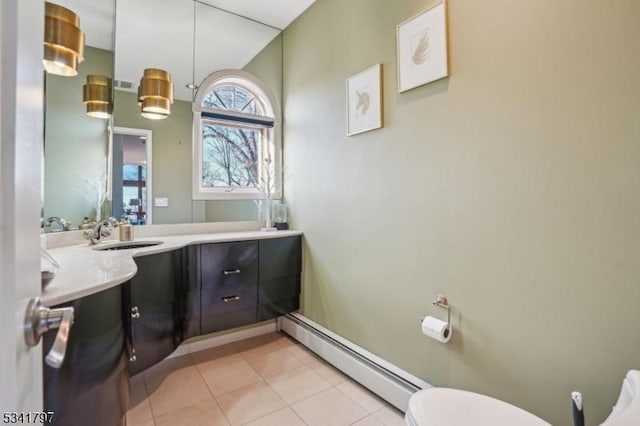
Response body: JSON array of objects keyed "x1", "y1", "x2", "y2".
[
  {"x1": 346, "y1": 63, "x2": 382, "y2": 136},
  {"x1": 396, "y1": 0, "x2": 448, "y2": 93}
]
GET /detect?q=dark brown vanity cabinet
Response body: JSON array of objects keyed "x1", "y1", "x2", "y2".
[
  {"x1": 182, "y1": 245, "x2": 201, "y2": 339},
  {"x1": 200, "y1": 241, "x2": 259, "y2": 333},
  {"x1": 43, "y1": 285, "x2": 129, "y2": 426},
  {"x1": 43, "y1": 234, "x2": 302, "y2": 426},
  {"x1": 258, "y1": 236, "x2": 302, "y2": 320},
  {"x1": 126, "y1": 249, "x2": 184, "y2": 376},
  {"x1": 198, "y1": 236, "x2": 302, "y2": 330}
]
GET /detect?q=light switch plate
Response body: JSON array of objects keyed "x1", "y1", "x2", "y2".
[{"x1": 154, "y1": 197, "x2": 169, "y2": 207}]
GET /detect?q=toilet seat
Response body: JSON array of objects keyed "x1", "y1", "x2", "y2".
[
  {"x1": 405, "y1": 388, "x2": 551, "y2": 426},
  {"x1": 601, "y1": 370, "x2": 640, "y2": 426}
]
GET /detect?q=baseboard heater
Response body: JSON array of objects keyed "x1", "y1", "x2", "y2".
[{"x1": 278, "y1": 313, "x2": 432, "y2": 412}]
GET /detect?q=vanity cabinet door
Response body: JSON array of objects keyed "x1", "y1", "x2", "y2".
[
  {"x1": 182, "y1": 245, "x2": 201, "y2": 339},
  {"x1": 258, "y1": 236, "x2": 302, "y2": 320},
  {"x1": 128, "y1": 250, "x2": 182, "y2": 376},
  {"x1": 200, "y1": 241, "x2": 258, "y2": 334},
  {"x1": 43, "y1": 285, "x2": 129, "y2": 426}
]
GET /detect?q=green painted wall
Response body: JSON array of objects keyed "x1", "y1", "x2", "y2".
[
  {"x1": 282, "y1": 1, "x2": 640, "y2": 425},
  {"x1": 113, "y1": 91, "x2": 193, "y2": 224},
  {"x1": 204, "y1": 200, "x2": 259, "y2": 222},
  {"x1": 44, "y1": 47, "x2": 112, "y2": 227},
  {"x1": 244, "y1": 33, "x2": 282, "y2": 112}
]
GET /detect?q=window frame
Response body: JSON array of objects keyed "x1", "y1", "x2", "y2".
[{"x1": 192, "y1": 70, "x2": 281, "y2": 200}]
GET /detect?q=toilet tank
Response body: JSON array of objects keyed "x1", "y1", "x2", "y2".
[{"x1": 601, "y1": 370, "x2": 640, "y2": 426}]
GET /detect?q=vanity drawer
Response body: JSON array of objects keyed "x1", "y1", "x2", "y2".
[
  {"x1": 201, "y1": 282, "x2": 257, "y2": 315},
  {"x1": 200, "y1": 241, "x2": 258, "y2": 288},
  {"x1": 201, "y1": 285, "x2": 257, "y2": 334}
]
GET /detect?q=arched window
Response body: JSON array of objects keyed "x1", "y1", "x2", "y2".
[{"x1": 192, "y1": 70, "x2": 281, "y2": 200}]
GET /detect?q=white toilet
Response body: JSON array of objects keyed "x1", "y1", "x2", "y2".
[
  {"x1": 405, "y1": 370, "x2": 640, "y2": 426},
  {"x1": 601, "y1": 370, "x2": 640, "y2": 426},
  {"x1": 404, "y1": 388, "x2": 551, "y2": 426}
]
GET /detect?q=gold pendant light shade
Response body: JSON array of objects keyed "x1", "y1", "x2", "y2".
[
  {"x1": 43, "y1": 2, "x2": 85, "y2": 76},
  {"x1": 138, "y1": 68, "x2": 174, "y2": 120},
  {"x1": 83, "y1": 75, "x2": 113, "y2": 119}
]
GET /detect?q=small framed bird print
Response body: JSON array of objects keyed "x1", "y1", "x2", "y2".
[
  {"x1": 397, "y1": 0, "x2": 448, "y2": 93},
  {"x1": 346, "y1": 63, "x2": 382, "y2": 136}
]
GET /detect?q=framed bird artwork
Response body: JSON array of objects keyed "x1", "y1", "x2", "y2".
[
  {"x1": 396, "y1": 0, "x2": 449, "y2": 93},
  {"x1": 346, "y1": 64, "x2": 383, "y2": 136}
]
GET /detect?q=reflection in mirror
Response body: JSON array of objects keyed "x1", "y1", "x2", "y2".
[
  {"x1": 114, "y1": 0, "x2": 194, "y2": 103},
  {"x1": 112, "y1": 89, "x2": 194, "y2": 224},
  {"x1": 194, "y1": 32, "x2": 283, "y2": 223},
  {"x1": 114, "y1": 0, "x2": 283, "y2": 224},
  {"x1": 43, "y1": 0, "x2": 115, "y2": 231},
  {"x1": 193, "y1": 2, "x2": 282, "y2": 223},
  {"x1": 43, "y1": 47, "x2": 112, "y2": 230},
  {"x1": 111, "y1": 127, "x2": 152, "y2": 225},
  {"x1": 44, "y1": 0, "x2": 285, "y2": 228},
  {"x1": 192, "y1": 2, "x2": 280, "y2": 92}
]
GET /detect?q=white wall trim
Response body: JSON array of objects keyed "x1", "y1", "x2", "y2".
[{"x1": 279, "y1": 313, "x2": 432, "y2": 411}]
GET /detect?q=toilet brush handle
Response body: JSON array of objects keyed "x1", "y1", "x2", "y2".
[{"x1": 571, "y1": 392, "x2": 584, "y2": 426}]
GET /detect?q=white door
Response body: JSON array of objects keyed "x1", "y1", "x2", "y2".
[{"x1": 0, "y1": 0, "x2": 45, "y2": 416}]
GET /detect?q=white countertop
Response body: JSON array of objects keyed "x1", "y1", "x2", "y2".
[{"x1": 42, "y1": 229, "x2": 302, "y2": 306}]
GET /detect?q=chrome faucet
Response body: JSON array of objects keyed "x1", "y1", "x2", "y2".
[
  {"x1": 83, "y1": 217, "x2": 119, "y2": 245},
  {"x1": 45, "y1": 216, "x2": 70, "y2": 232}
]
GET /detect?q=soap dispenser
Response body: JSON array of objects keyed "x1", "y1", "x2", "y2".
[
  {"x1": 119, "y1": 217, "x2": 134, "y2": 241},
  {"x1": 79, "y1": 217, "x2": 93, "y2": 230}
]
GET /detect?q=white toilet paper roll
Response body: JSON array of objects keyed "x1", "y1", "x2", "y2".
[{"x1": 421, "y1": 316, "x2": 452, "y2": 343}]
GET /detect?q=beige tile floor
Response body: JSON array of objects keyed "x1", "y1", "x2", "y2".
[{"x1": 127, "y1": 332, "x2": 405, "y2": 426}]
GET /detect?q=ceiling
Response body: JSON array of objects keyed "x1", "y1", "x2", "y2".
[
  {"x1": 197, "y1": 0, "x2": 315, "y2": 30},
  {"x1": 58, "y1": 0, "x2": 315, "y2": 49},
  {"x1": 56, "y1": 0, "x2": 114, "y2": 50},
  {"x1": 54, "y1": 0, "x2": 316, "y2": 101}
]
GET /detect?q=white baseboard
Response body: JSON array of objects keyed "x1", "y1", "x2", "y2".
[{"x1": 279, "y1": 313, "x2": 431, "y2": 412}]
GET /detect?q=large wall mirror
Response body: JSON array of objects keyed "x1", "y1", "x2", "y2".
[
  {"x1": 43, "y1": 0, "x2": 116, "y2": 231},
  {"x1": 42, "y1": 0, "x2": 283, "y2": 231}
]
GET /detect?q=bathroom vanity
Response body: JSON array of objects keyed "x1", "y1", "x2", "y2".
[{"x1": 41, "y1": 229, "x2": 302, "y2": 426}]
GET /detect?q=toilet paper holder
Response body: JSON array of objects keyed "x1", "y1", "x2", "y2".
[{"x1": 431, "y1": 294, "x2": 451, "y2": 329}]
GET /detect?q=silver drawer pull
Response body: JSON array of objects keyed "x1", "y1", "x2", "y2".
[
  {"x1": 131, "y1": 306, "x2": 140, "y2": 319},
  {"x1": 223, "y1": 269, "x2": 241, "y2": 275},
  {"x1": 221, "y1": 295, "x2": 240, "y2": 302}
]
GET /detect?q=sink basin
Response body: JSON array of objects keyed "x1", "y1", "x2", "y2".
[{"x1": 93, "y1": 240, "x2": 164, "y2": 251}]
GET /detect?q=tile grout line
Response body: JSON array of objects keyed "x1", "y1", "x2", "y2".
[
  {"x1": 190, "y1": 349, "x2": 237, "y2": 426},
  {"x1": 214, "y1": 378, "x2": 289, "y2": 425},
  {"x1": 335, "y1": 382, "x2": 386, "y2": 414},
  {"x1": 130, "y1": 332, "x2": 399, "y2": 426},
  {"x1": 229, "y1": 335, "x2": 324, "y2": 424}
]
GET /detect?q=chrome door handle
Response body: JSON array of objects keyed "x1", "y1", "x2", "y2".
[
  {"x1": 221, "y1": 295, "x2": 240, "y2": 302},
  {"x1": 24, "y1": 298, "x2": 75, "y2": 368},
  {"x1": 223, "y1": 269, "x2": 241, "y2": 275}
]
